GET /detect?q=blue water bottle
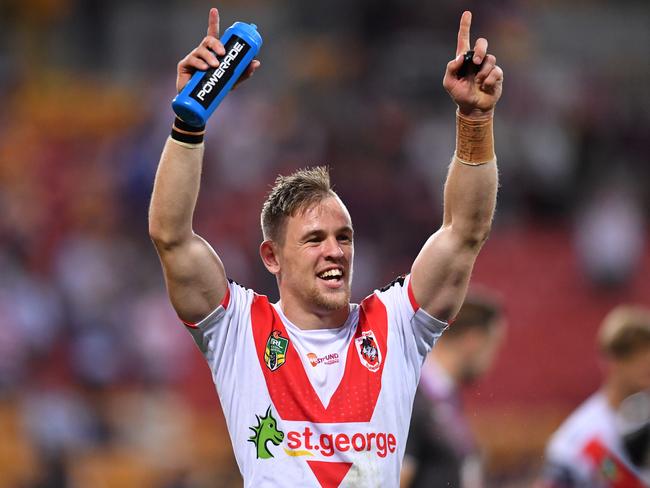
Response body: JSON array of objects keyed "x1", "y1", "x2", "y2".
[{"x1": 172, "y1": 22, "x2": 262, "y2": 127}]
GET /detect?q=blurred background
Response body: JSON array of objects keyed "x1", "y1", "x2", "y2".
[{"x1": 0, "y1": 0, "x2": 648, "y2": 486}]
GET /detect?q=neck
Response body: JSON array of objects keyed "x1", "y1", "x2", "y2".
[
  {"x1": 258, "y1": 441, "x2": 269, "y2": 459},
  {"x1": 602, "y1": 377, "x2": 633, "y2": 410},
  {"x1": 279, "y1": 296, "x2": 350, "y2": 330}
]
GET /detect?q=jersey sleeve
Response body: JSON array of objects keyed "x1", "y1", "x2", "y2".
[
  {"x1": 537, "y1": 461, "x2": 581, "y2": 488},
  {"x1": 541, "y1": 413, "x2": 605, "y2": 488},
  {"x1": 182, "y1": 280, "x2": 254, "y2": 378},
  {"x1": 374, "y1": 274, "x2": 447, "y2": 386}
]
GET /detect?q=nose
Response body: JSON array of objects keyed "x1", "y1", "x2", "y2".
[{"x1": 323, "y1": 237, "x2": 344, "y2": 259}]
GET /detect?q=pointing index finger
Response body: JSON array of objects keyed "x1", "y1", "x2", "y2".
[
  {"x1": 456, "y1": 11, "x2": 472, "y2": 56},
  {"x1": 207, "y1": 7, "x2": 220, "y2": 38}
]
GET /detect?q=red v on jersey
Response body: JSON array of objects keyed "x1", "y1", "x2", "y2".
[
  {"x1": 307, "y1": 461, "x2": 353, "y2": 488},
  {"x1": 251, "y1": 293, "x2": 388, "y2": 423},
  {"x1": 582, "y1": 438, "x2": 645, "y2": 488}
]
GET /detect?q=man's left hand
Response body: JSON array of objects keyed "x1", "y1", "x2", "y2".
[{"x1": 443, "y1": 11, "x2": 503, "y2": 118}]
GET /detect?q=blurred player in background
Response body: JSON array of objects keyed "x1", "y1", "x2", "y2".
[
  {"x1": 401, "y1": 293, "x2": 505, "y2": 488},
  {"x1": 148, "y1": 6, "x2": 503, "y2": 487},
  {"x1": 537, "y1": 305, "x2": 650, "y2": 488}
]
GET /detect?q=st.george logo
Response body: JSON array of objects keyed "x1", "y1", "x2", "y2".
[
  {"x1": 265, "y1": 330, "x2": 289, "y2": 371},
  {"x1": 249, "y1": 406, "x2": 284, "y2": 459},
  {"x1": 355, "y1": 330, "x2": 382, "y2": 372}
]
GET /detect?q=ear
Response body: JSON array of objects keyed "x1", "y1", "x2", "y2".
[
  {"x1": 446, "y1": 330, "x2": 474, "y2": 360},
  {"x1": 260, "y1": 240, "x2": 281, "y2": 274},
  {"x1": 460, "y1": 329, "x2": 483, "y2": 352}
]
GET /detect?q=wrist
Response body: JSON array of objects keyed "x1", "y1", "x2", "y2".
[
  {"x1": 455, "y1": 109, "x2": 495, "y2": 164},
  {"x1": 456, "y1": 105, "x2": 494, "y2": 120},
  {"x1": 171, "y1": 117, "x2": 205, "y2": 146}
]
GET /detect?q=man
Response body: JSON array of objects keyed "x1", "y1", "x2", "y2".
[
  {"x1": 538, "y1": 305, "x2": 650, "y2": 488},
  {"x1": 401, "y1": 293, "x2": 505, "y2": 488},
  {"x1": 149, "y1": 7, "x2": 502, "y2": 487}
]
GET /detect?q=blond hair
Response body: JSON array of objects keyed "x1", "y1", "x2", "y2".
[
  {"x1": 260, "y1": 166, "x2": 335, "y2": 243},
  {"x1": 598, "y1": 305, "x2": 650, "y2": 359}
]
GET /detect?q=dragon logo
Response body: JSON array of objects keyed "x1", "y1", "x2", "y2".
[
  {"x1": 355, "y1": 330, "x2": 382, "y2": 372},
  {"x1": 248, "y1": 406, "x2": 285, "y2": 459}
]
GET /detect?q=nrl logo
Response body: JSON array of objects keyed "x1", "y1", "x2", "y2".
[
  {"x1": 355, "y1": 330, "x2": 382, "y2": 372},
  {"x1": 264, "y1": 330, "x2": 289, "y2": 371}
]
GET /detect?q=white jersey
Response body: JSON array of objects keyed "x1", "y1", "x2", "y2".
[
  {"x1": 185, "y1": 275, "x2": 446, "y2": 487},
  {"x1": 542, "y1": 391, "x2": 646, "y2": 488}
]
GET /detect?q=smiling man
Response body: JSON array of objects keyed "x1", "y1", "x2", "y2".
[
  {"x1": 149, "y1": 7, "x2": 502, "y2": 488},
  {"x1": 258, "y1": 174, "x2": 355, "y2": 329}
]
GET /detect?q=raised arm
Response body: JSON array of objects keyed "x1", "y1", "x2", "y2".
[
  {"x1": 410, "y1": 11, "x2": 503, "y2": 321},
  {"x1": 148, "y1": 8, "x2": 260, "y2": 323}
]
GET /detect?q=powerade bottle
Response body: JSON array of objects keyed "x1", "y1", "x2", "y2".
[{"x1": 172, "y1": 22, "x2": 262, "y2": 127}]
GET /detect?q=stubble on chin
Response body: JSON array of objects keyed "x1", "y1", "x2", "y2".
[{"x1": 306, "y1": 285, "x2": 350, "y2": 312}]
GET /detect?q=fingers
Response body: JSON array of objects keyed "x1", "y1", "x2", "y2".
[
  {"x1": 445, "y1": 53, "x2": 465, "y2": 79},
  {"x1": 207, "y1": 7, "x2": 220, "y2": 38},
  {"x1": 202, "y1": 35, "x2": 225, "y2": 56},
  {"x1": 456, "y1": 11, "x2": 472, "y2": 56},
  {"x1": 191, "y1": 35, "x2": 226, "y2": 69},
  {"x1": 233, "y1": 60, "x2": 261, "y2": 89},
  {"x1": 473, "y1": 38, "x2": 488, "y2": 64},
  {"x1": 196, "y1": 46, "x2": 220, "y2": 69},
  {"x1": 451, "y1": 11, "x2": 490, "y2": 82},
  {"x1": 243, "y1": 59, "x2": 261, "y2": 79},
  {"x1": 177, "y1": 9, "x2": 261, "y2": 92},
  {"x1": 475, "y1": 54, "x2": 495, "y2": 83},
  {"x1": 479, "y1": 65, "x2": 503, "y2": 93},
  {"x1": 178, "y1": 37, "x2": 225, "y2": 73},
  {"x1": 444, "y1": 50, "x2": 501, "y2": 96},
  {"x1": 178, "y1": 53, "x2": 209, "y2": 73}
]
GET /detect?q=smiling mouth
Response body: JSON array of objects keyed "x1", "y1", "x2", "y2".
[{"x1": 317, "y1": 269, "x2": 344, "y2": 282}]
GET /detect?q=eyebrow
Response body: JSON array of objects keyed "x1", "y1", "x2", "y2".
[{"x1": 300, "y1": 226, "x2": 354, "y2": 241}]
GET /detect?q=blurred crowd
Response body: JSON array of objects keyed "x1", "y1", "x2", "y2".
[{"x1": 0, "y1": 0, "x2": 648, "y2": 486}]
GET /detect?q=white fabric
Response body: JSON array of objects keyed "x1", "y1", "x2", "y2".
[
  {"x1": 545, "y1": 391, "x2": 642, "y2": 486},
  {"x1": 186, "y1": 275, "x2": 447, "y2": 487}
]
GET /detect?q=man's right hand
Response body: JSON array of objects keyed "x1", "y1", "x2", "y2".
[{"x1": 176, "y1": 7, "x2": 261, "y2": 93}]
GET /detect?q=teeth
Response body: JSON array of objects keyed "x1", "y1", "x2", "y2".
[{"x1": 319, "y1": 269, "x2": 342, "y2": 279}]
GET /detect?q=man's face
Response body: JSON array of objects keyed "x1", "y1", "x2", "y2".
[
  {"x1": 458, "y1": 321, "x2": 505, "y2": 385},
  {"x1": 275, "y1": 195, "x2": 354, "y2": 314},
  {"x1": 613, "y1": 346, "x2": 650, "y2": 395}
]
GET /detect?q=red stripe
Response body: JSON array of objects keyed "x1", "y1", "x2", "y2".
[
  {"x1": 182, "y1": 285, "x2": 231, "y2": 328},
  {"x1": 407, "y1": 278, "x2": 419, "y2": 311},
  {"x1": 307, "y1": 461, "x2": 352, "y2": 488},
  {"x1": 251, "y1": 293, "x2": 388, "y2": 423},
  {"x1": 221, "y1": 285, "x2": 231, "y2": 309},
  {"x1": 182, "y1": 319, "x2": 199, "y2": 329},
  {"x1": 582, "y1": 438, "x2": 644, "y2": 488}
]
